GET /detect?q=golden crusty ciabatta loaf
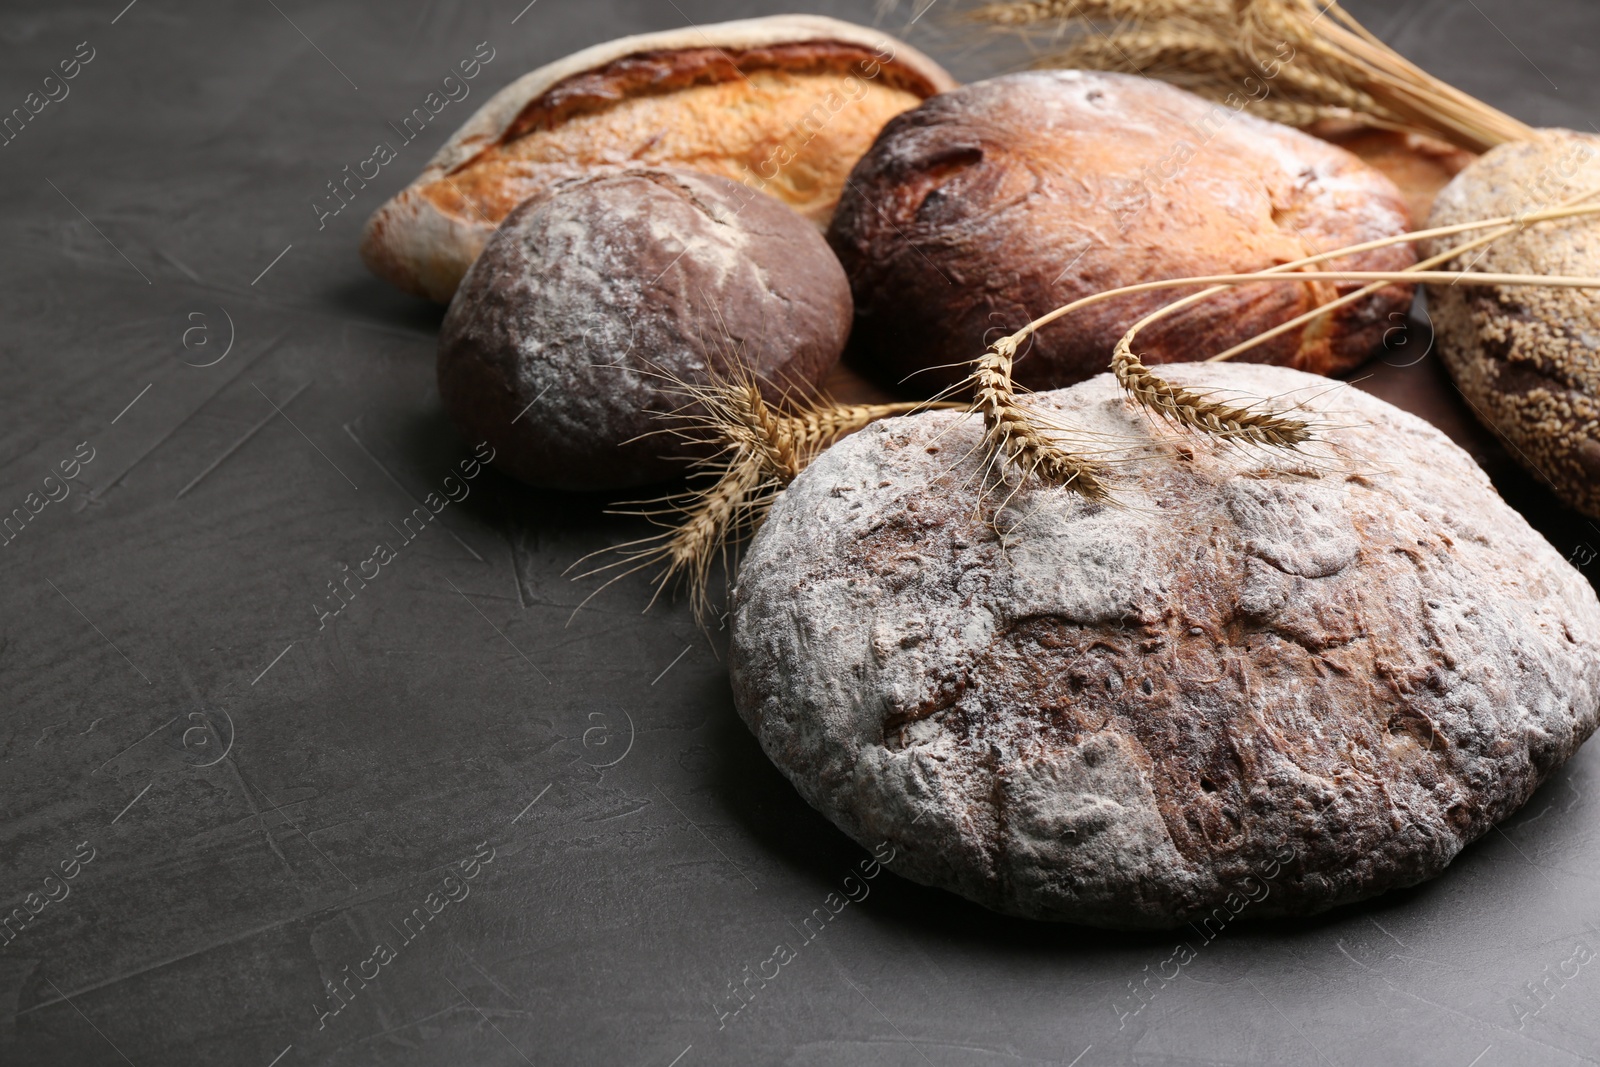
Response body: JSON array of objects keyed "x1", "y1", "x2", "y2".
[{"x1": 361, "y1": 16, "x2": 957, "y2": 303}]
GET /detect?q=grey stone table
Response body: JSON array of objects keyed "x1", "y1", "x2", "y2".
[{"x1": 1, "y1": 0, "x2": 1598, "y2": 1064}]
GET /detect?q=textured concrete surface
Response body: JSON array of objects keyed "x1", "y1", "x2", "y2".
[{"x1": 0, "y1": 1, "x2": 1598, "y2": 1065}]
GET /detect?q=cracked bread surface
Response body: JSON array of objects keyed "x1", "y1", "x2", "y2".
[{"x1": 729, "y1": 362, "x2": 1600, "y2": 927}]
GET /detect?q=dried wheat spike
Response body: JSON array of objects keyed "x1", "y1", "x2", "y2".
[
  {"x1": 658, "y1": 456, "x2": 766, "y2": 624},
  {"x1": 1244, "y1": 99, "x2": 1365, "y2": 130},
  {"x1": 1041, "y1": 27, "x2": 1243, "y2": 80},
  {"x1": 1045, "y1": 26, "x2": 1386, "y2": 114},
  {"x1": 971, "y1": 0, "x2": 1535, "y2": 153},
  {"x1": 694, "y1": 379, "x2": 931, "y2": 481},
  {"x1": 1112, "y1": 343, "x2": 1311, "y2": 447},
  {"x1": 971, "y1": 0, "x2": 1224, "y2": 26},
  {"x1": 584, "y1": 382, "x2": 943, "y2": 626},
  {"x1": 972, "y1": 341, "x2": 1109, "y2": 498},
  {"x1": 789, "y1": 403, "x2": 916, "y2": 462},
  {"x1": 718, "y1": 381, "x2": 802, "y2": 479}
]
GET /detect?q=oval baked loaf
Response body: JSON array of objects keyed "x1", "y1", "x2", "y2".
[
  {"x1": 1423, "y1": 129, "x2": 1600, "y2": 519},
  {"x1": 363, "y1": 16, "x2": 956, "y2": 302},
  {"x1": 730, "y1": 362, "x2": 1600, "y2": 927},
  {"x1": 437, "y1": 168, "x2": 852, "y2": 490},
  {"x1": 828, "y1": 71, "x2": 1418, "y2": 392}
]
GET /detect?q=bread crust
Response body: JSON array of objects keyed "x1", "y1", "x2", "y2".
[
  {"x1": 1423, "y1": 129, "x2": 1600, "y2": 519},
  {"x1": 1308, "y1": 121, "x2": 1477, "y2": 225},
  {"x1": 730, "y1": 362, "x2": 1600, "y2": 926},
  {"x1": 363, "y1": 16, "x2": 956, "y2": 302},
  {"x1": 828, "y1": 70, "x2": 1418, "y2": 392}
]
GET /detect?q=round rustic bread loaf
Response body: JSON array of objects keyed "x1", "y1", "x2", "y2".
[
  {"x1": 438, "y1": 168, "x2": 851, "y2": 490},
  {"x1": 364, "y1": 15, "x2": 956, "y2": 302},
  {"x1": 1423, "y1": 130, "x2": 1600, "y2": 520},
  {"x1": 828, "y1": 71, "x2": 1418, "y2": 392},
  {"x1": 729, "y1": 362, "x2": 1600, "y2": 927}
]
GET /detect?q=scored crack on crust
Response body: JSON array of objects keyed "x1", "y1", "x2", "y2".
[
  {"x1": 729, "y1": 361, "x2": 1600, "y2": 928},
  {"x1": 1423, "y1": 129, "x2": 1600, "y2": 520},
  {"x1": 363, "y1": 16, "x2": 957, "y2": 303}
]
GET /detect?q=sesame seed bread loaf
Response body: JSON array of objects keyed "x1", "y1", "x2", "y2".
[{"x1": 1424, "y1": 129, "x2": 1600, "y2": 519}]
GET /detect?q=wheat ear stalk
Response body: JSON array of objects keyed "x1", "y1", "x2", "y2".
[
  {"x1": 972, "y1": 201, "x2": 1600, "y2": 479},
  {"x1": 1103, "y1": 265, "x2": 1600, "y2": 437},
  {"x1": 1205, "y1": 190, "x2": 1600, "y2": 364}
]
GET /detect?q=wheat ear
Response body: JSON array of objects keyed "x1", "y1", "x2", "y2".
[
  {"x1": 575, "y1": 377, "x2": 947, "y2": 625},
  {"x1": 1100, "y1": 265, "x2": 1600, "y2": 439},
  {"x1": 1111, "y1": 345, "x2": 1311, "y2": 446},
  {"x1": 972, "y1": 0, "x2": 1535, "y2": 152},
  {"x1": 969, "y1": 0, "x2": 1227, "y2": 26},
  {"x1": 971, "y1": 340, "x2": 1109, "y2": 498}
]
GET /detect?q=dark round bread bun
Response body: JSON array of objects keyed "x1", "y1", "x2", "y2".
[
  {"x1": 438, "y1": 167, "x2": 852, "y2": 490},
  {"x1": 827, "y1": 70, "x2": 1418, "y2": 392},
  {"x1": 1423, "y1": 129, "x2": 1600, "y2": 520}
]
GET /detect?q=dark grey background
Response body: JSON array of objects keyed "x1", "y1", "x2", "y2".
[{"x1": 2, "y1": 0, "x2": 1598, "y2": 1064}]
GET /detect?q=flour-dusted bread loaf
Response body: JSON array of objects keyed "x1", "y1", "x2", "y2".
[
  {"x1": 828, "y1": 71, "x2": 1417, "y2": 392},
  {"x1": 1424, "y1": 130, "x2": 1600, "y2": 520},
  {"x1": 363, "y1": 16, "x2": 956, "y2": 303},
  {"x1": 730, "y1": 362, "x2": 1600, "y2": 927},
  {"x1": 437, "y1": 168, "x2": 852, "y2": 490}
]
